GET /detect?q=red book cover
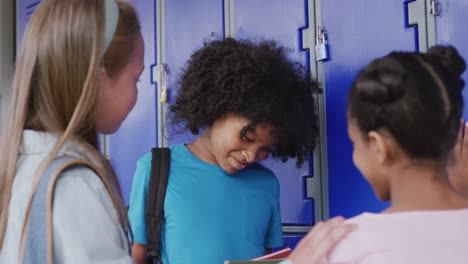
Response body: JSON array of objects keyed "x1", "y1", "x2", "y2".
[{"x1": 251, "y1": 247, "x2": 292, "y2": 261}]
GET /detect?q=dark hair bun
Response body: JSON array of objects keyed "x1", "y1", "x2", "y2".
[
  {"x1": 348, "y1": 48, "x2": 465, "y2": 162},
  {"x1": 427, "y1": 45, "x2": 466, "y2": 90},
  {"x1": 355, "y1": 57, "x2": 405, "y2": 105}
]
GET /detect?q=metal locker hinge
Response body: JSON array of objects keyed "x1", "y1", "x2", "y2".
[{"x1": 430, "y1": 0, "x2": 441, "y2": 16}]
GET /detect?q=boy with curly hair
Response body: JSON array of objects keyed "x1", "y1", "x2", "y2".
[{"x1": 128, "y1": 38, "x2": 319, "y2": 264}]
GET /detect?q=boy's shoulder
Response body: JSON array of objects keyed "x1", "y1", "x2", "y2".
[
  {"x1": 246, "y1": 162, "x2": 275, "y2": 176},
  {"x1": 136, "y1": 144, "x2": 183, "y2": 168},
  {"x1": 136, "y1": 151, "x2": 153, "y2": 169},
  {"x1": 243, "y1": 163, "x2": 279, "y2": 186}
]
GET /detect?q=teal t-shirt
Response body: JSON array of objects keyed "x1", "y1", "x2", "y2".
[{"x1": 128, "y1": 144, "x2": 283, "y2": 264}]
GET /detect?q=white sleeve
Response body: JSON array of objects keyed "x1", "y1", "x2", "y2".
[
  {"x1": 279, "y1": 260, "x2": 295, "y2": 264},
  {"x1": 52, "y1": 167, "x2": 133, "y2": 264}
]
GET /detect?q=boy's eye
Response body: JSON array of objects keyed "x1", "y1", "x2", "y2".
[
  {"x1": 257, "y1": 147, "x2": 273, "y2": 160},
  {"x1": 262, "y1": 147, "x2": 273, "y2": 154},
  {"x1": 243, "y1": 136, "x2": 254, "y2": 142}
]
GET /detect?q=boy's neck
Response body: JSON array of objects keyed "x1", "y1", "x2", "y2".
[
  {"x1": 186, "y1": 130, "x2": 219, "y2": 166},
  {"x1": 384, "y1": 162, "x2": 468, "y2": 213}
]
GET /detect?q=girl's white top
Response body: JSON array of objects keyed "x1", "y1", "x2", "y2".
[{"x1": 0, "y1": 130, "x2": 132, "y2": 264}]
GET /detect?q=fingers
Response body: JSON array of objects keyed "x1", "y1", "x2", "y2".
[
  {"x1": 313, "y1": 221, "x2": 357, "y2": 257},
  {"x1": 307, "y1": 216, "x2": 346, "y2": 244},
  {"x1": 296, "y1": 216, "x2": 345, "y2": 249},
  {"x1": 287, "y1": 216, "x2": 357, "y2": 264}
]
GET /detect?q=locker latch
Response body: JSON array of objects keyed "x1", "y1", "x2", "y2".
[{"x1": 152, "y1": 63, "x2": 169, "y2": 103}]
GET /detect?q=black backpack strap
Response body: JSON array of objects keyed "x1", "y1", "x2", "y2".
[{"x1": 145, "y1": 147, "x2": 170, "y2": 264}]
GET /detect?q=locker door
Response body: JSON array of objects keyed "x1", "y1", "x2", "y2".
[
  {"x1": 322, "y1": 0, "x2": 417, "y2": 218},
  {"x1": 435, "y1": 0, "x2": 468, "y2": 119},
  {"x1": 230, "y1": 1, "x2": 315, "y2": 248},
  {"x1": 164, "y1": 0, "x2": 224, "y2": 146},
  {"x1": 108, "y1": 0, "x2": 158, "y2": 203},
  {"x1": 233, "y1": 0, "x2": 311, "y2": 224}
]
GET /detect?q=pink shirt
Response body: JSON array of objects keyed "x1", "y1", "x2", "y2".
[{"x1": 329, "y1": 209, "x2": 468, "y2": 264}]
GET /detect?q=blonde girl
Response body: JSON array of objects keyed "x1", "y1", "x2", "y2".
[{"x1": 0, "y1": 0, "x2": 144, "y2": 262}]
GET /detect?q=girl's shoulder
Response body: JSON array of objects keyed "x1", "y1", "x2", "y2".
[
  {"x1": 331, "y1": 209, "x2": 468, "y2": 262},
  {"x1": 53, "y1": 164, "x2": 124, "y2": 226},
  {"x1": 57, "y1": 165, "x2": 109, "y2": 197}
]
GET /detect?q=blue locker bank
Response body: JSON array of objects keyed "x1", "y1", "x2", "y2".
[{"x1": 14, "y1": 0, "x2": 468, "y2": 249}]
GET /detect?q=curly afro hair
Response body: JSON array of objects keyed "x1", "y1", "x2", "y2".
[{"x1": 170, "y1": 38, "x2": 320, "y2": 167}]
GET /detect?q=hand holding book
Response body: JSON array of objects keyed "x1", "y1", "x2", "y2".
[{"x1": 225, "y1": 216, "x2": 355, "y2": 264}]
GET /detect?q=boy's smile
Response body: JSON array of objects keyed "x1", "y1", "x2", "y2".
[{"x1": 188, "y1": 113, "x2": 277, "y2": 174}]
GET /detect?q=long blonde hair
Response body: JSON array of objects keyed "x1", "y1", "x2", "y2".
[{"x1": 0, "y1": 0, "x2": 141, "y2": 249}]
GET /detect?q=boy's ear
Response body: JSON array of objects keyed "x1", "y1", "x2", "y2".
[{"x1": 368, "y1": 131, "x2": 393, "y2": 165}]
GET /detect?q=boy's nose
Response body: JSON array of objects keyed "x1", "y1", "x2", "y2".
[{"x1": 241, "y1": 149, "x2": 255, "y2": 163}]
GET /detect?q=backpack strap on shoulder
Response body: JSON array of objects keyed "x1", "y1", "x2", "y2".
[
  {"x1": 20, "y1": 156, "x2": 101, "y2": 264},
  {"x1": 145, "y1": 147, "x2": 171, "y2": 264}
]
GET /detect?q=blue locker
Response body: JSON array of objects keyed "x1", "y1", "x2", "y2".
[
  {"x1": 232, "y1": 0, "x2": 313, "y2": 227},
  {"x1": 283, "y1": 234, "x2": 303, "y2": 249},
  {"x1": 108, "y1": 0, "x2": 158, "y2": 204},
  {"x1": 435, "y1": 0, "x2": 468, "y2": 119},
  {"x1": 164, "y1": 0, "x2": 224, "y2": 145},
  {"x1": 16, "y1": 0, "x2": 40, "y2": 48},
  {"x1": 322, "y1": 0, "x2": 417, "y2": 218},
  {"x1": 229, "y1": 0, "x2": 316, "y2": 248}
]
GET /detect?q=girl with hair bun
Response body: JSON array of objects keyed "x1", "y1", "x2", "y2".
[{"x1": 284, "y1": 45, "x2": 468, "y2": 264}]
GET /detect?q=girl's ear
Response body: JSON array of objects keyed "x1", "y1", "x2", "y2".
[
  {"x1": 100, "y1": 67, "x2": 112, "y2": 92},
  {"x1": 368, "y1": 131, "x2": 393, "y2": 165},
  {"x1": 100, "y1": 67, "x2": 110, "y2": 82}
]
